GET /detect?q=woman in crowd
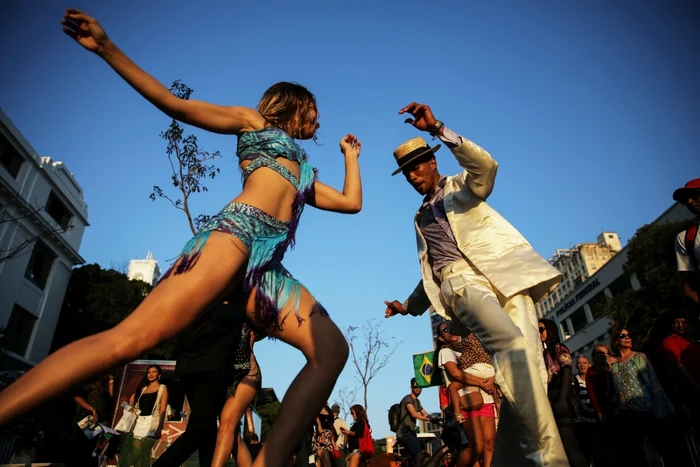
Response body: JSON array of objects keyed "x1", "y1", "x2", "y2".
[
  {"x1": 0, "y1": 9, "x2": 363, "y2": 467},
  {"x1": 212, "y1": 325, "x2": 264, "y2": 467},
  {"x1": 435, "y1": 320, "x2": 497, "y2": 467},
  {"x1": 610, "y1": 327, "x2": 674, "y2": 465},
  {"x1": 340, "y1": 405, "x2": 371, "y2": 467},
  {"x1": 538, "y1": 319, "x2": 587, "y2": 467},
  {"x1": 129, "y1": 364, "x2": 169, "y2": 439},
  {"x1": 313, "y1": 404, "x2": 336, "y2": 467}
]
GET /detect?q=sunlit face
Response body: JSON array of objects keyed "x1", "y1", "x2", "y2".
[
  {"x1": 539, "y1": 323, "x2": 547, "y2": 342},
  {"x1": 299, "y1": 107, "x2": 320, "y2": 140},
  {"x1": 438, "y1": 323, "x2": 459, "y2": 344},
  {"x1": 411, "y1": 384, "x2": 422, "y2": 396},
  {"x1": 146, "y1": 367, "x2": 160, "y2": 382},
  {"x1": 577, "y1": 356, "x2": 590, "y2": 374},
  {"x1": 616, "y1": 329, "x2": 632, "y2": 349},
  {"x1": 402, "y1": 158, "x2": 438, "y2": 195},
  {"x1": 672, "y1": 318, "x2": 688, "y2": 336}
]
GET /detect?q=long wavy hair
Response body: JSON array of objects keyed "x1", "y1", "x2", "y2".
[
  {"x1": 257, "y1": 82, "x2": 318, "y2": 141},
  {"x1": 137, "y1": 364, "x2": 163, "y2": 392},
  {"x1": 539, "y1": 318, "x2": 561, "y2": 361},
  {"x1": 350, "y1": 404, "x2": 368, "y2": 424}
]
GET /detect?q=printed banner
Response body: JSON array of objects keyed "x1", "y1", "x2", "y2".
[{"x1": 412, "y1": 351, "x2": 436, "y2": 388}]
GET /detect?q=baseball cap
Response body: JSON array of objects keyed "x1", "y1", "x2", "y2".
[{"x1": 673, "y1": 178, "x2": 700, "y2": 202}]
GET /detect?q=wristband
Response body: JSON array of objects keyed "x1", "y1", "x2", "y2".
[{"x1": 429, "y1": 120, "x2": 444, "y2": 138}]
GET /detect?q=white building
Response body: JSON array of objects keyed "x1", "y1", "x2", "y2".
[
  {"x1": 127, "y1": 251, "x2": 161, "y2": 286},
  {"x1": 0, "y1": 108, "x2": 88, "y2": 370},
  {"x1": 536, "y1": 232, "x2": 622, "y2": 318},
  {"x1": 544, "y1": 202, "x2": 695, "y2": 359}
]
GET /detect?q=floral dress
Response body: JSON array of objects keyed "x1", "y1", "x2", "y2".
[
  {"x1": 543, "y1": 342, "x2": 584, "y2": 426},
  {"x1": 610, "y1": 352, "x2": 674, "y2": 418}
]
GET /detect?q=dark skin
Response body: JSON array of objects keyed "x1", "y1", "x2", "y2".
[
  {"x1": 385, "y1": 102, "x2": 445, "y2": 317},
  {"x1": 680, "y1": 189, "x2": 700, "y2": 304}
]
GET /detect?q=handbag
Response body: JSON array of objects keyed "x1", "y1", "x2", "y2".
[
  {"x1": 459, "y1": 388, "x2": 484, "y2": 411},
  {"x1": 114, "y1": 402, "x2": 139, "y2": 433},
  {"x1": 132, "y1": 414, "x2": 155, "y2": 439},
  {"x1": 331, "y1": 445, "x2": 341, "y2": 460},
  {"x1": 358, "y1": 422, "x2": 374, "y2": 459}
]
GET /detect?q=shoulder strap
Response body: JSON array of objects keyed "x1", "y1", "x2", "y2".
[{"x1": 686, "y1": 224, "x2": 699, "y2": 269}]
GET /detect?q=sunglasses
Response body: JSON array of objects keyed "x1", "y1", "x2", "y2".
[
  {"x1": 412, "y1": 386, "x2": 422, "y2": 390},
  {"x1": 617, "y1": 333, "x2": 631, "y2": 339},
  {"x1": 439, "y1": 327, "x2": 450, "y2": 334},
  {"x1": 538, "y1": 327, "x2": 546, "y2": 333}
]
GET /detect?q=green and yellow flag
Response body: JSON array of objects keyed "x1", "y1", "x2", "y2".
[{"x1": 412, "y1": 351, "x2": 436, "y2": 388}]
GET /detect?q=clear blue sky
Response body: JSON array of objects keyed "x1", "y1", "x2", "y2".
[{"x1": 1, "y1": 1, "x2": 699, "y2": 438}]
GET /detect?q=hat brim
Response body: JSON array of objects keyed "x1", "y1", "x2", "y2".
[
  {"x1": 391, "y1": 144, "x2": 441, "y2": 176},
  {"x1": 673, "y1": 187, "x2": 695, "y2": 202}
]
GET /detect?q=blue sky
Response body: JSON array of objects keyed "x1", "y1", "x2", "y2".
[{"x1": 1, "y1": 1, "x2": 699, "y2": 437}]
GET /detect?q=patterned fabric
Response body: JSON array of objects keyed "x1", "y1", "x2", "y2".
[
  {"x1": 161, "y1": 127, "x2": 326, "y2": 329},
  {"x1": 543, "y1": 342, "x2": 572, "y2": 384},
  {"x1": 543, "y1": 343, "x2": 583, "y2": 426},
  {"x1": 313, "y1": 428, "x2": 334, "y2": 452},
  {"x1": 227, "y1": 324, "x2": 262, "y2": 398},
  {"x1": 573, "y1": 375, "x2": 597, "y2": 423},
  {"x1": 449, "y1": 333, "x2": 492, "y2": 369},
  {"x1": 611, "y1": 352, "x2": 675, "y2": 418}
]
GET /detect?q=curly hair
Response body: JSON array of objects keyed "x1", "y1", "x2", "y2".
[{"x1": 257, "y1": 82, "x2": 318, "y2": 141}]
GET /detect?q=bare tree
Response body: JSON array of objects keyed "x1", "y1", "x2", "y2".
[
  {"x1": 333, "y1": 386, "x2": 360, "y2": 420},
  {"x1": 345, "y1": 319, "x2": 401, "y2": 412},
  {"x1": 109, "y1": 259, "x2": 130, "y2": 275},
  {"x1": 150, "y1": 80, "x2": 221, "y2": 235}
]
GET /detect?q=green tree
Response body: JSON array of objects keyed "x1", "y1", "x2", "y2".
[
  {"x1": 51, "y1": 263, "x2": 175, "y2": 359},
  {"x1": 256, "y1": 401, "x2": 281, "y2": 441},
  {"x1": 150, "y1": 80, "x2": 221, "y2": 235},
  {"x1": 603, "y1": 219, "x2": 696, "y2": 348}
]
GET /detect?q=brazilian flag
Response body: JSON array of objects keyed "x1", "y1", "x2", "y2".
[{"x1": 412, "y1": 351, "x2": 436, "y2": 388}]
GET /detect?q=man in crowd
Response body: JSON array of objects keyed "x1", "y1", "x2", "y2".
[
  {"x1": 331, "y1": 404, "x2": 348, "y2": 467},
  {"x1": 384, "y1": 102, "x2": 566, "y2": 466},
  {"x1": 396, "y1": 378, "x2": 432, "y2": 467},
  {"x1": 674, "y1": 178, "x2": 700, "y2": 306}
]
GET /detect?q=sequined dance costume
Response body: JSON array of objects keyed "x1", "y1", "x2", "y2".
[{"x1": 161, "y1": 127, "x2": 326, "y2": 329}]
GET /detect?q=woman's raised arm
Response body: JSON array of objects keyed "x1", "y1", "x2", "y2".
[
  {"x1": 308, "y1": 134, "x2": 362, "y2": 213},
  {"x1": 61, "y1": 8, "x2": 264, "y2": 134}
]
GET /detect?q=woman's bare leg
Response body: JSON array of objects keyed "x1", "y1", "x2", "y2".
[
  {"x1": 448, "y1": 382, "x2": 464, "y2": 422},
  {"x1": 212, "y1": 373, "x2": 260, "y2": 467},
  {"x1": 244, "y1": 288, "x2": 349, "y2": 467},
  {"x1": 348, "y1": 453, "x2": 362, "y2": 467},
  {"x1": 479, "y1": 416, "x2": 496, "y2": 467},
  {"x1": 456, "y1": 415, "x2": 484, "y2": 467},
  {"x1": 0, "y1": 233, "x2": 248, "y2": 425},
  {"x1": 318, "y1": 449, "x2": 331, "y2": 467}
]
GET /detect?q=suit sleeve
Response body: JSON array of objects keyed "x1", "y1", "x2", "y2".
[
  {"x1": 445, "y1": 131, "x2": 498, "y2": 200},
  {"x1": 403, "y1": 280, "x2": 431, "y2": 316}
]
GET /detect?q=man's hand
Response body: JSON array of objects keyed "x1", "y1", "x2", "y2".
[
  {"x1": 399, "y1": 102, "x2": 439, "y2": 133},
  {"x1": 384, "y1": 300, "x2": 407, "y2": 318}
]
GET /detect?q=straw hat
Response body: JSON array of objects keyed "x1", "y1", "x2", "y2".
[{"x1": 391, "y1": 137, "x2": 441, "y2": 176}]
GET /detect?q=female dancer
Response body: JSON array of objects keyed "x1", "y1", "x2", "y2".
[
  {"x1": 212, "y1": 325, "x2": 263, "y2": 467},
  {"x1": 0, "y1": 9, "x2": 361, "y2": 467}
]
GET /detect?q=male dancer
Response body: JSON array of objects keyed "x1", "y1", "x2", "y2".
[
  {"x1": 152, "y1": 301, "x2": 243, "y2": 467},
  {"x1": 384, "y1": 103, "x2": 567, "y2": 466}
]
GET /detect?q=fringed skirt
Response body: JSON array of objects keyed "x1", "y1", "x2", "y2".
[{"x1": 161, "y1": 201, "x2": 326, "y2": 330}]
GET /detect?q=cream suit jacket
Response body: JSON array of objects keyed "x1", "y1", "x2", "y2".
[{"x1": 404, "y1": 136, "x2": 561, "y2": 319}]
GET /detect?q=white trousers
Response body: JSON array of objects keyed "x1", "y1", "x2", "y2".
[{"x1": 440, "y1": 258, "x2": 567, "y2": 467}]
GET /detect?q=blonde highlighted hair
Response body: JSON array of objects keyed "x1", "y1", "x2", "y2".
[{"x1": 257, "y1": 82, "x2": 318, "y2": 140}]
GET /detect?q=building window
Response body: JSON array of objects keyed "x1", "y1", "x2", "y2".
[
  {"x1": 25, "y1": 241, "x2": 57, "y2": 289},
  {"x1": 3, "y1": 305, "x2": 37, "y2": 356},
  {"x1": 570, "y1": 308, "x2": 589, "y2": 333},
  {"x1": 45, "y1": 192, "x2": 72, "y2": 230},
  {"x1": 0, "y1": 134, "x2": 23, "y2": 179},
  {"x1": 588, "y1": 292, "x2": 608, "y2": 320}
]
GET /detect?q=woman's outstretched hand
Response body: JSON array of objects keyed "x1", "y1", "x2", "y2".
[
  {"x1": 61, "y1": 8, "x2": 111, "y2": 55},
  {"x1": 339, "y1": 134, "x2": 361, "y2": 159}
]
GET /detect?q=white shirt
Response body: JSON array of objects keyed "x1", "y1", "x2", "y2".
[
  {"x1": 676, "y1": 225, "x2": 700, "y2": 272},
  {"x1": 333, "y1": 416, "x2": 348, "y2": 447},
  {"x1": 438, "y1": 347, "x2": 461, "y2": 385}
]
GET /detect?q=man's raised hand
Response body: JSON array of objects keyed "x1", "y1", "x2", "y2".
[
  {"x1": 398, "y1": 102, "x2": 438, "y2": 133},
  {"x1": 384, "y1": 300, "x2": 407, "y2": 318}
]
